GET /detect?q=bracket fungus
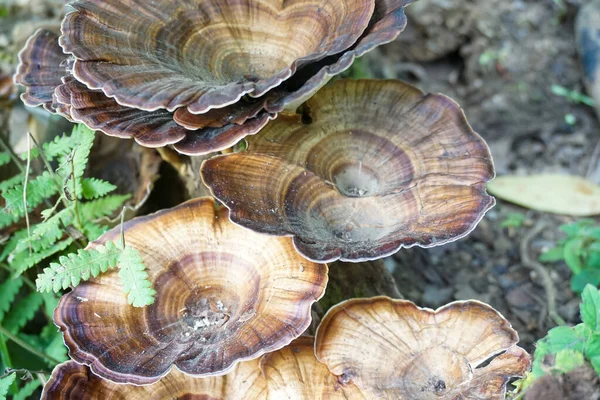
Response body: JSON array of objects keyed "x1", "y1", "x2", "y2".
[
  {"x1": 54, "y1": 197, "x2": 328, "y2": 384},
  {"x1": 14, "y1": 0, "x2": 412, "y2": 155},
  {"x1": 201, "y1": 79, "x2": 495, "y2": 263},
  {"x1": 42, "y1": 359, "x2": 267, "y2": 399},
  {"x1": 315, "y1": 297, "x2": 531, "y2": 400},
  {"x1": 260, "y1": 336, "x2": 367, "y2": 399}
]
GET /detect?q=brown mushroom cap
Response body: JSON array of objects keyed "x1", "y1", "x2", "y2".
[
  {"x1": 201, "y1": 79, "x2": 495, "y2": 263},
  {"x1": 14, "y1": 29, "x2": 66, "y2": 112},
  {"x1": 265, "y1": 0, "x2": 413, "y2": 112},
  {"x1": 43, "y1": 359, "x2": 267, "y2": 399},
  {"x1": 14, "y1": 29, "x2": 274, "y2": 155},
  {"x1": 59, "y1": 0, "x2": 375, "y2": 113},
  {"x1": 54, "y1": 197, "x2": 328, "y2": 385},
  {"x1": 314, "y1": 297, "x2": 531, "y2": 400},
  {"x1": 260, "y1": 336, "x2": 367, "y2": 399}
]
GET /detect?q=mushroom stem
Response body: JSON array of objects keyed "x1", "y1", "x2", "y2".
[{"x1": 0, "y1": 325, "x2": 62, "y2": 366}]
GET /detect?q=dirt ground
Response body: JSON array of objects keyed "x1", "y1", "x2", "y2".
[{"x1": 0, "y1": 0, "x2": 597, "y2": 355}]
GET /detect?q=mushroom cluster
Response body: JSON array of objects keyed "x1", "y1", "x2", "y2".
[
  {"x1": 14, "y1": 0, "x2": 413, "y2": 155},
  {"x1": 13, "y1": 1, "x2": 531, "y2": 398},
  {"x1": 44, "y1": 297, "x2": 530, "y2": 399}
]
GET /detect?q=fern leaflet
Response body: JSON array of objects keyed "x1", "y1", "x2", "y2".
[
  {"x1": 0, "y1": 151, "x2": 10, "y2": 167},
  {"x1": 0, "y1": 373, "x2": 15, "y2": 400},
  {"x1": 0, "y1": 173, "x2": 24, "y2": 193},
  {"x1": 118, "y1": 246, "x2": 156, "y2": 307},
  {"x1": 3, "y1": 292, "x2": 44, "y2": 334},
  {"x1": 81, "y1": 194, "x2": 130, "y2": 220},
  {"x1": 36, "y1": 241, "x2": 121, "y2": 292},
  {"x1": 2, "y1": 171, "x2": 59, "y2": 221},
  {"x1": 13, "y1": 380, "x2": 41, "y2": 400},
  {"x1": 81, "y1": 177, "x2": 116, "y2": 200},
  {"x1": 0, "y1": 277, "x2": 23, "y2": 321},
  {"x1": 13, "y1": 238, "x2": 74, "y2": 276}
]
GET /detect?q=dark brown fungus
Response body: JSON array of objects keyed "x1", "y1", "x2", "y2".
[
  {"x1": 43, "y1": 359, "x2": 267, "y2": 399},
  {"x1": 201, "y1": 79, "x2": 495, "y2": 262},
  {"x1": 59, "y1": 0, "x2": 376, "y2": 113},
  {"x1": 54, "y1": 197, "x2": 328, "y2": 384}
]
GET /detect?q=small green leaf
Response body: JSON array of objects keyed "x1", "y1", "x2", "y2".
[
  {"x1": 563, "y1": 237, "x2": 585, "y2": 274},
  {"x1": 2, "y1": 292, "x2": 44, "y2": 334},
  {"x1": 118, "y1": 246, "x2": 155, "y2": 307},
  {"x1": 553, "y1": 349, "x2": 585, "y2": 373},
  {"x1": 81, "y1": 194, "x2": 131, "y2": 220},
  {"x1": 0, "y1": 373, "x2": 16, "y2": 400},
  {"x1": 581, "y1": 285, "x2": 600, "y2": 332},
  {"x1": 0, "y1": 152, "x2": 10, "y2": 167},
  {"x1": 36, "y1": 241, "x2": 121, "y2": 293},
  {"x1": 13, "y1": 379, "x2": 41, "y2": 400},
  {"x1": 81, "y1": 178, "x2": 116, "y2": 200},
  {"x1": 571, "y1": 269, "x2": 600, "y2": 293},
  {"x1": 544, "y1": 325, "x2": 586, "y2": 353},
  {"x1": 0, "y1": 277, "x2": 23, "y2": 322},
  {"x1": 586, "y1": 334, "x2": 600, "y2": 375},
  {"x1": 539, "y1": 246, "x2": 564, "y2": 262}
]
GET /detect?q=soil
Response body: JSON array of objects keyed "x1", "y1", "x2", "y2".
[{"x1": 1, "y1": 0, "x2": 599, "y2": 378}]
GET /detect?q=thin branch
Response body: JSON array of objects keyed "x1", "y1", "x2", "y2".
[
  {"x1": 520, "y1": 221, "x2": 566, "y2": 327},
  {"x1": 0, "y1": 135, "x2": 25, "y2": 174},
  {"x1": 23, "y1": 134, "x2": 32, "y2": 256}
]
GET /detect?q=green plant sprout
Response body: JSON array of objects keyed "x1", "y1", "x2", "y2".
[
  {"x1": 513, "y1": 285, "x2": 600, "y2": 398},
  {"x1": 539, "y1": 219, "x2": 600, "y2": 292},
  {"x1": 551, "y1": 84, "x2": 595, "y2": 107}
]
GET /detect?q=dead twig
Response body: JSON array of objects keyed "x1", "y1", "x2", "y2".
[{"x1": 520, "y1": 221, "x2": 566, "y2": 327}]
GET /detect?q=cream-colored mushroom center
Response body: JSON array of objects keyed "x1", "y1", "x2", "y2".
[
  {"x1": 304, "y1": 130, "x2": 414, "y2": 198},
  {"x1": 395, "y1": 347, "x2": 472, "y2": 399},
  {"x1": 333, "y1": 162, "x2": 381, "y2": 197}
]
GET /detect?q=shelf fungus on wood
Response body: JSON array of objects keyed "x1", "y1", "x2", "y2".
[
  {"x1": 42, "y1": 359, "x2": 267, "y2": 399},
  {"x1": 53, "y1": 197, "x2": 328, "y2": 385},
  {"x1": 314, "y1": 297, "x2": 532, "y2": 400},
  {"x1": 14, "y1": 0, "x2": 413, "y2": 155},
  {"x1": 260, "y1": 336, "x2": 367, "y2": 399},
  {"x1": 201, "y1": 79, "x2": 495, "y2": 263}
]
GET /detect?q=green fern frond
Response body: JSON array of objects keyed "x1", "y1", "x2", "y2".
[
  {"x1": 3, "y1": 292, "x2": 44, "y2": 334},
  {"x1": 0, "y1": 151, "x2": 10, "y2": 167},
  {"x1": 81, "y1": 178, "x2": 116, "y2": 200},
  {"x1": 0, "y1": 277, "x2": 23, "y2": 321},
  {"x1": 13, "y1": 239, "x2": 74, "y2": 276},
  {"x1": 0, "y1": 373, "x2": 15, "y2": 400},
  {"x1": 118, "y1": 246, "x2": 156, "y2": 307},
  {"x1": 0, "y1": 210, "x2": 18, "y2": 230},
  {"x1": 14, "y1": 379, "x2": 41, "y2": 400},
  {"x1": 2, "y1": 171, "x2": 59, "y2": 223},
  {"x1": 81, "y1": 194, "x2": 130, "y2": 220},
  {"x1": 41, "y1": 131, "x2": 80, "y2": 161},
  {"x1": 36, "y1": 241, "x2": 121, "y2": 292},
  {"x1": 0, "y1": 173, "x2": 24, "y2": 193},
  {"x1": 59, "y1": 125, "x2": 95, "y2": 197},
  {"x1": 0, "y1": 230, "x2": 26, "y2": 262},
  {"x1": 13, "y1": 209, "x2": 72, "y2": 255}
]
